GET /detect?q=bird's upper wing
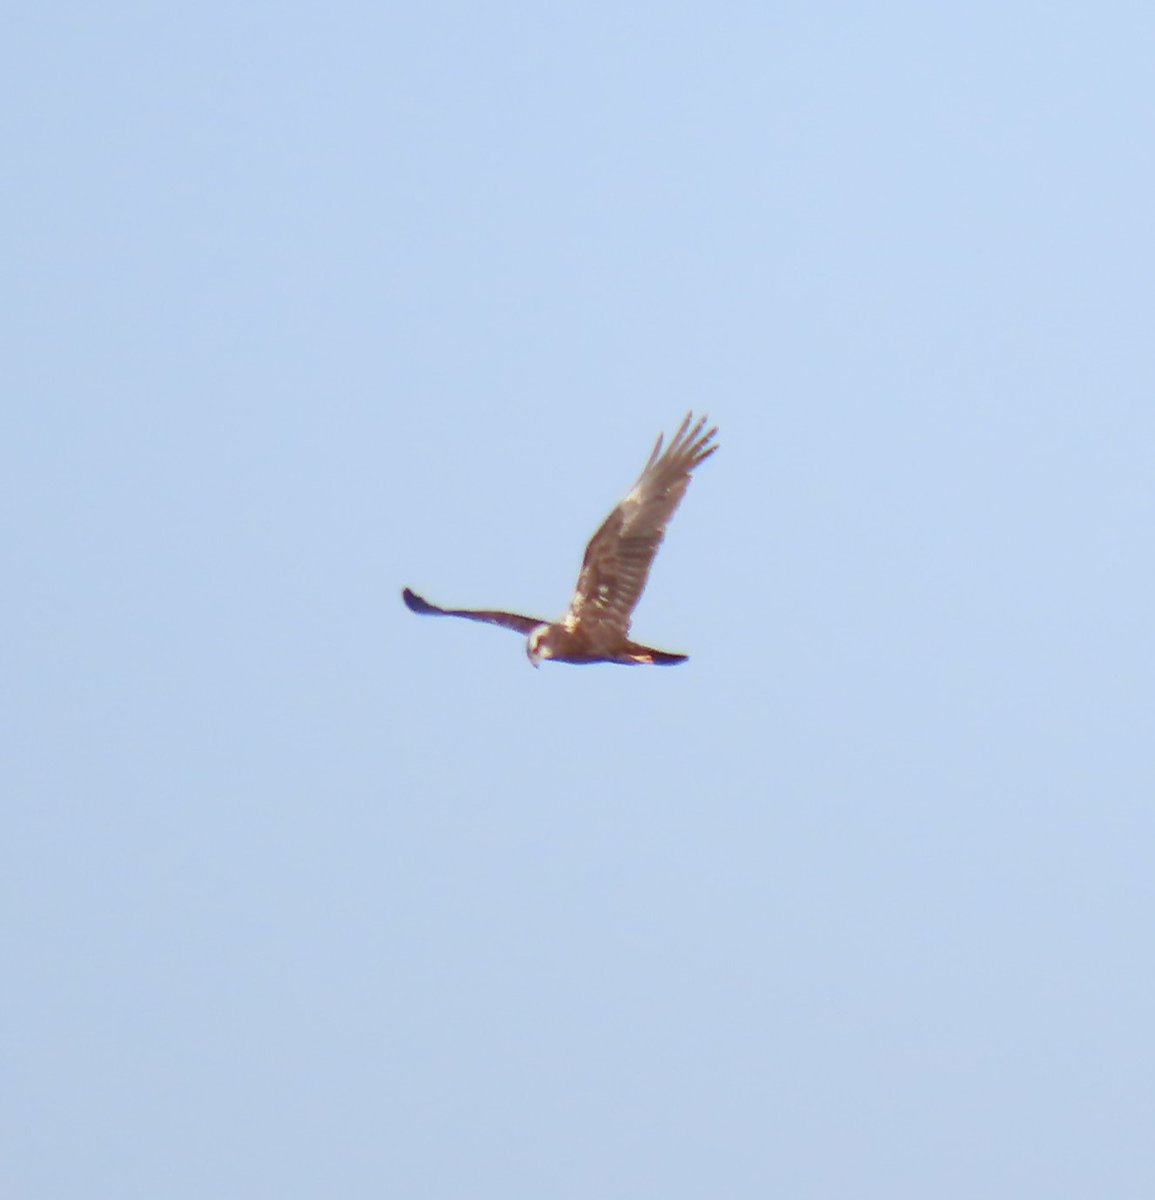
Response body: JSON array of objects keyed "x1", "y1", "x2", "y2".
[
  {"x1": 562, "y1": 413, "x2": 718, "y2": 637},
  {"x1": 402, "y1": 588, "x2": 545, "y2": 635}
]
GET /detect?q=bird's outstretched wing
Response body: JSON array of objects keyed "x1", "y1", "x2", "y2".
[
  {"x1": 563, "y1": 413, "x2": 718, "y2": 637},
  {"x1": 401, "y1": 588, "x2": 545, "y2": 636}
]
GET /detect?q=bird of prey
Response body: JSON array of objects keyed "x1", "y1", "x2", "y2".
[{"x1": 402, "y1": 413, "x2": 718, "y2": 666}]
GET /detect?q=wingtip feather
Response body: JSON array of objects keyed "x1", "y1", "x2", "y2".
[{"x1": 402, "y1": 587, "x2": 437, "y2": 615}]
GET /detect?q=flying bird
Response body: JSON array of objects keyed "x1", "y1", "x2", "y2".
[{"x1": 402, "y1": 413, "x2": 718, "y2": 666}]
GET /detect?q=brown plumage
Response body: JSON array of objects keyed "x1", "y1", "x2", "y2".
[{"x1": 402, "y1": 413, "x2": 718, "y2": 666}]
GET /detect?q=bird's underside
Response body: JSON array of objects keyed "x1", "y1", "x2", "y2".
[
  {"x1": 402, "y1": 413, "x2": 718, "y2": 667},
  {"x1": 401, "y1": 588, "x2": 688, "y2": 665}
]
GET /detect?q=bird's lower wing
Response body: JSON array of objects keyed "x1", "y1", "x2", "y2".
[{"x1": 402, "y1": 588, "x2": 545, "y2": 636}]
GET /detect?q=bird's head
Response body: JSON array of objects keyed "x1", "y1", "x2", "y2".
[{"x1": 526, "y1": 624, "x2": 553, "y2": 669}]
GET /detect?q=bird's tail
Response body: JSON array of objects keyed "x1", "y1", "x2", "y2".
[{"x1": 625, "y1": 643, "x2": 688, "y2": 666}]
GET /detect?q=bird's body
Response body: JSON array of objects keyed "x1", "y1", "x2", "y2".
[{"x1": 402, "y1": 413, "x2": 718, "y2": 666}]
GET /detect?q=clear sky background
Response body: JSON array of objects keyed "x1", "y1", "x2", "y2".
[{"x1": 6, "y1": 4, "x2": 1155, "y2": 1197}]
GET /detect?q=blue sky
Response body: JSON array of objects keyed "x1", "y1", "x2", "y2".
[{"x1": 6, "y1": 4, "x2": 1155, "y2": 1196}]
